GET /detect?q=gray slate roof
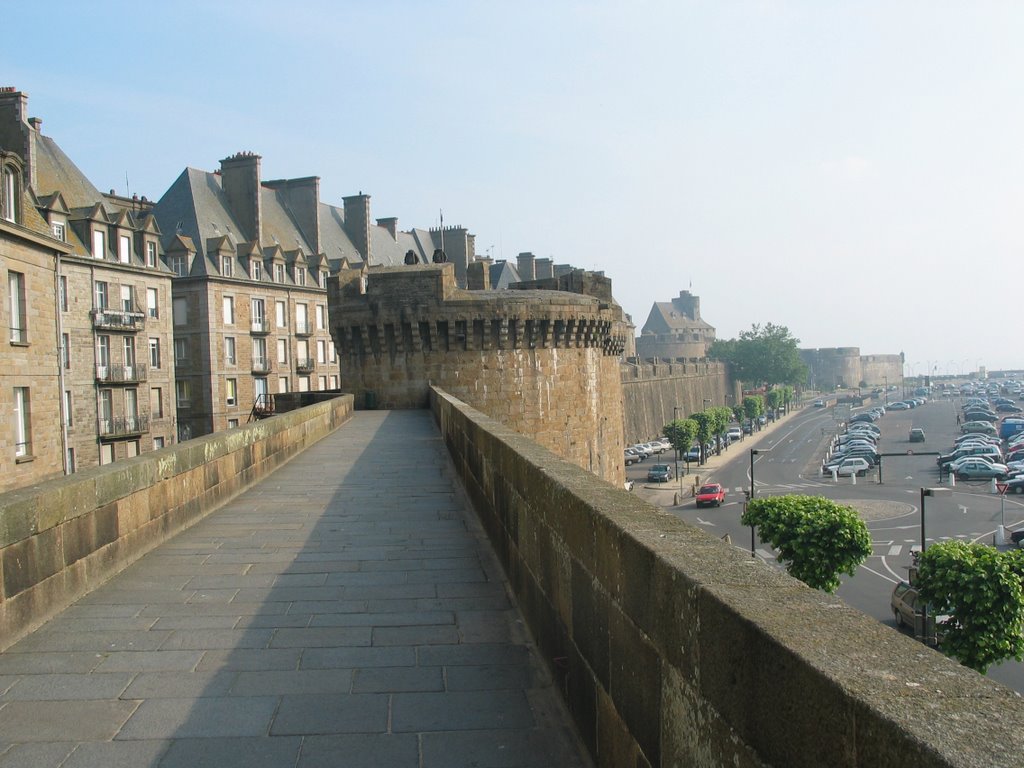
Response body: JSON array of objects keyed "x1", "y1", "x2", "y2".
[{"x1": 642, "y1": 302, "x2": 715, "y2": 334}]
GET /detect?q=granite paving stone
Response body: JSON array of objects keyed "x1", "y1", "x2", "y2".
[{"x1": 0, "y1": 411, "x2": 589, "y2": 767}]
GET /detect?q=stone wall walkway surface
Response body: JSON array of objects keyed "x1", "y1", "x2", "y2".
[{"x1": 0, "y1": 411, "x2": 591, "y2": 768}]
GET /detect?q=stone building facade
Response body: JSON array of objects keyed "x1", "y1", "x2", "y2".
[
  {"x1": 329, "y1": 263, "x2": 628, "y2": 485},
  {"x1": 636, "y1": 290, "x2": 716, "y2": 360},
  {"x1": 800, "y1": 347, "x2": 902, "y2": 390}
]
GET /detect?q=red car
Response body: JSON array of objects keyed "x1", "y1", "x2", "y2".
[{"x1": 695, "y1": 483, "x2": 726, "y2": 507}]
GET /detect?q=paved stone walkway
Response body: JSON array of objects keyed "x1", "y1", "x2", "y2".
[{"x1": 0, "y1": 411, "x2": 590, "y2": 767}]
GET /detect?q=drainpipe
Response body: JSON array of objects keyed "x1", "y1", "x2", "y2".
[{"x1": 55, "y1": 251, "x2": 69, "y2": 473}]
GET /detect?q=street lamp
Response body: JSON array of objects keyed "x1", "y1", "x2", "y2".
[
  {"x1": 749, "y1": 449, "x2": 765, "y2": 556},
  {"x1": 672, "y1": 406, "x2": 682, "y2": 484},
  {"x1": 918, "y1": 486, "x2": 952, "y2": 646}
]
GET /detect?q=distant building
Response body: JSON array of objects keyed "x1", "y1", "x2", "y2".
[
  {"x1": 799, "y1": 347, "x2": 902, "y2": 390},
  {"x1": 635, "y1": 290, "x2": 716, "y2": 360}
]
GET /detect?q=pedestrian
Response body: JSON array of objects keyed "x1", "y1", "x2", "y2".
[{"x1": 956, "y1": 414, "x2": 961, "y2": 426}]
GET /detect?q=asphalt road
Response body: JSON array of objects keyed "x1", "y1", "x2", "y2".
[{"x1": 628, "y1": 396, "x2": 1024, "y2": 693}]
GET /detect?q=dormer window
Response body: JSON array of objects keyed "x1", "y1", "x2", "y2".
[
  {"x1": 145, "y1": 241, "x2": 157, "y2": 268},
  {"x1": 51, "y1": 222, "x2": 66, "y2": 242},
  {"x1": 169, "y1": 255, "x2": 187, "y2": 277},
  {"x1": 1, "y1": 164, "x2": 17, "y2": 223},
  {"x1": 319, "y1": 270, "x2": 327, "y2": 288},
  {"x1": 91, "y1": 229, "x2": 105, "y2": 259},
  {"x1": 296, "y1": 268, "x2": 305, "y2": 287},
  {"x1": 274, "y1": 263, "x2": 284, "y2": 283},
  {"x1": 251, "y1": 260, "x2": 262, "y2": 281},
  {"x1": 118, "y1": 234, "x2": 131, "y2": 263},
  {"x1": 221, "y1": 256, "x2": 233, "y2": 277}
]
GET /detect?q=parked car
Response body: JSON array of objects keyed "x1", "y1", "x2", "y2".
[
  {"x1": 813, "y1": 399, "x2": 825, "y2": 407},
  {"x1": 822, "y1": 457, "x2": 872, "y2": 476},
  {"x1": 909, "y1": 428, "x2": 926, "y2": 442},
  {"x1": 624, "y1": 450, "x2": 639, "y2": 466},
  {"x1": 727, "y1": 427, "x2": 743, "y2": 442},
  {"x1": 887, "y1": 401, "x2": 911, "y2": 410},
  {"x1": 695, "y1": 483, "x2": 726, "y2": 507},
  {"x1": 961, "y1": 421, "x2": 998, "y2": 436},
  {"x1": 647, "y1": 463, "x2": 674, "y2": 482},
  {"x1": 891, "y1": 581, "x2": 948, "y2": 641},
  {"x1": 685, "y1": 446, "x2": 701, "y2": 462},
  {"x1": 951, "y1": 458, "x2": 1009, "y2": 480}
]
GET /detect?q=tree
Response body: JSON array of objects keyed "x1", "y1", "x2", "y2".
[
  {"x1": 709, "y1": 323, "x2": 807, "y2": 387},
  {"x1": 689, "y1": 411, "x2": 714, "y2": 465},
  {"x1": 742, "y1": 395, "x2": 764, "y2": 423},
  {"x1": 662, "y1": 418, "x2": 698, "y2": 461},
  {"x1": 709, "y1": 406, "x2": 732, "y2": 454},
  {"x1": 741, "y1": 495, "x2": 871, "y2": 593},
  {"x1": 916, "y1": 541, "x2": 1024, "y2": 673},
  {"x1": 765, "y1": 388, "x2": 782, "y2": 413}
]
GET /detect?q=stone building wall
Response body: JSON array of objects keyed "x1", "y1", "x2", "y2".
[
  {"x1": 860, "y1": 354, "x2": 902, "y2": 388},
  {"x1": 329, "y1": 264, "x2": 628, "y2": 485}
]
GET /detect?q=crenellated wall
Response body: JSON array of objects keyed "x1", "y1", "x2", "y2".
[{"x1": 329, "y1": 264, "x2": 628, "y2": 485}]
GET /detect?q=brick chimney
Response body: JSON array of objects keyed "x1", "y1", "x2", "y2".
[
  {"x1": 0, "y1": 88, "x2": 37, "y2": 189},
  {"x1": 534, "y1": 257, "x2": 554, "y2": 279},
  {"x1": 376, "y1": 217, "x2": 398, "y2": 240},
  {"x1": 517, "y1": 252, "x2": 536, "y2": 281},
  {"x1": 264, "y1": 176, "x2": 320, "y2": 254},
  {"x1": 466, "y1": 259, "x2": 490, "y2": 290},
  {"x1": 220, "y1": 152, "x2": 263, "y2": 243},
  {"x1": 343, "y1": 192, "x2": 371, "y2": 262}
]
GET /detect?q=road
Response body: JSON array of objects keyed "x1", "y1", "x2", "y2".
[{"x1": 629, "y1": 396, "x2": 1024, "y2": 693}]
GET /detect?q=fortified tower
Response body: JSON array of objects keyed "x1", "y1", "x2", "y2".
[{"x1": 328, "y1": 264, "x2": 628, "y2": 485}]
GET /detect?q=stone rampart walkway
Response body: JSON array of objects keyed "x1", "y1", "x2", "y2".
[{"x1": 0, "y1": 411, "x2": 589, "y2": 768}]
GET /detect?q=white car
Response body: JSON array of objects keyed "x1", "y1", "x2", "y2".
[
  {"x1": 822, "y1": 457, "x2": 872, "y2": 477},
  {"x1": 727, "y1": 427, "x2": 743, "y2": 441}
]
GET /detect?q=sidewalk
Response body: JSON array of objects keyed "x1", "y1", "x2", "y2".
[{"x1": 0, "y1": 410, "x2": 590, "y2": 768}]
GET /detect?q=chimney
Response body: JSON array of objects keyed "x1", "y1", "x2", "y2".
[
  {"x1": 466, "y1": 259, "x2": 490, "y2": 291},
  {"x1": 219, "y1": 152, "x2": 263, "y2": 243},
  {"x1": 375, "y1": 217, "x2": 398, "y2": 240},
  {"x1": 517, "y1": 252, "x2": 536, "y2": 281},
  {"x1": 343, "y1": 192, "x2": 371, "y2": 262},
  {"x1": 534, "y1": 257, "x2": 554, "y2": 280},
  {"x1": 0, "y1": 88, "x2": 37, "y2": 189},
  {"x1": 264, "y1": 176, "x2": 321, "y2": 253}
]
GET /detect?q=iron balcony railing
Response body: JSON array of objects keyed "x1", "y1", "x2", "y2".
[
  {"x1": 250, "y1": 318, "x2": 271, "y2": 334},
  {"x1": 98, "y1": 414, "x2": 150, "y2": 438},
  {"x1": 91, "y1": 309, "x2": 145, "y2": 331},
  {"x1": 295, "y1": 357, "x2": 315, "y2": 373},
  {"x1": 295, "y1": 320, "x2": 313, "y2": 336},
  {"x1": 95, "y1": 364, "x2": 148, "y2": 383},
  {"x1": 252, "y1": 357, "x2": 273, "y2": 374}
]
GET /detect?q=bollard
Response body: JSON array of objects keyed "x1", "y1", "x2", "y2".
[
  {"x1": 851, "y1": 472, "x2": 857, "y2": 485},
  {"x1": 948, "y1": 472, "x2": 956, "y2": 488},
  {"x1": 832, "y1": 469, "x2": 838, "y2": 483},
  {"x1": 674, "y1": 492, "x2": 680, "y2": 506},
  {"x1": 997, "y1": 526, "x2": 1008, "y2": 546},
  {"x1": 991, "y1": 478, "x2": 999, "y2": 495}
]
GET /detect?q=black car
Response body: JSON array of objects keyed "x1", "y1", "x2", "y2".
[
  {"x1": 646, "y1": 464, "x2": 674, "y2": 483},
  {"x1": 997, "y1": 403, "x2": 1024, "y2": 413},
  {"x1": 963, "y1": 410, "x2": 998, "y2": 423}
]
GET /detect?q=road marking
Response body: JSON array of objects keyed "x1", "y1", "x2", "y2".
[
  {"x1": 695, "y1": 517, "x2": 715, "y2": 526},
  {"x1": 887, "y1": 545, "x2": 902, "y2": 556}
]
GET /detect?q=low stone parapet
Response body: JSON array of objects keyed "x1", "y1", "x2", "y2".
[
  {"x1": 0, "y1": 395, "x2": 353, "y2": 649},
  {"x1": 431, "y1": 385, "x2": 1023, "y2": 767}
]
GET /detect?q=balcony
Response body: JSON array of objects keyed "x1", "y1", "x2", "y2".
[
  {"x1": 294, "y1": 320, "x2": 313, "y2": 337},
  {"x1": 91, "y1": 309, "x2": 145, "y2": 332},
  {"x1": 295, "y1": 358, "x2": 315, "y2": 373},
  {"x1": 98, "y1": 414, "x2": 149, "y2": 439},
  {"x1": 96, "y1": 364, "x2": 148, "y2": 383},
  {"x1": 252, "y1": 357, "x2": 273, "y2": 374},
  {"x1": 250, "y1": 318, "x2": 271, "y2": 335}
]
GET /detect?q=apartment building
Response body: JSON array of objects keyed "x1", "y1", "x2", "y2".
[{"x1": 0, "y1": 88, "x2": 177, "y2": 479}]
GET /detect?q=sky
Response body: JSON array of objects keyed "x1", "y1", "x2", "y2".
[{"x1": 6, "y1": 1, "x2": 1024, "y2": 374}]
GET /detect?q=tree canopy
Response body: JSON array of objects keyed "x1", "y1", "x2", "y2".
[
  {"x1": 709, "y1": 323, "x2": 807, "y2": 387},
  {"x1": 917, "y1": 541, "x2": 1024, "y2": 673},
  {"x1": 662, "y1": 418, "x2": 698, "y2": 455},
  {"x1": 741, "y1": 495, "x2": 871, "y2": 593}
]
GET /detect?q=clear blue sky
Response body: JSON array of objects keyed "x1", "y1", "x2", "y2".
[{"x1": 8, "y1": 1, "x2": 1024, "y2": 374}]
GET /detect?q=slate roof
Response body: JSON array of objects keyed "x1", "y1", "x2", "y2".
[
  {"x1": 642, "y1": 301, "x2": 715, "y2": 335},
  {"x1": 489, "y1": 260, "x2": 521, "y2": 290},
  {"x1": 33, "y1": 135, "x2": 104, "y2": 209}
]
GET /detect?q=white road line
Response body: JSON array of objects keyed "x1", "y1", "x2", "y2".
[{"x1": 887, "y1": 545, "x2": 902, "y2": 556}]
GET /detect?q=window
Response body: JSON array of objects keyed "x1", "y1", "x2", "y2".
[
  {"x1": 254, "y1": 377, "x2": 268, "y2": 403},
  {"x1": 316, "y1": 304, "x2": 326, "y2": 330},
  {"x1": 123, "y1": 337, "x2": 136, "y2": 369},
  {"x1": 275, "y1": 300, "x2": 287, "y2": 328},
  {"x1": 318, "y1": 375, "x2": 327, "y2": 391},
  {"x1": 64, "y1": 390, "x2": 73, "y2": 428},
  {"x1": 99, "y1": 389, "x2": 113, "y2": 431},
  {"x1": 296, "y1": 303, "x2": 308, "y2": 334},
  {"x1": 94, "y1": 281, "x2": 108, "y2": 310},
  {"x1": 67, "y1": 447, "x2": 75, "y2": 473},
  {"x1": 149, "y1": 337, "x2": 161, "y2": 369},
  {"x1": 274, "y1": 263, "x2": 285, "y2": 283},
  {"x1": 251, "y1": 298, "x2": 265, "y2": 331},
  {"x1": 296, "y1": 267, "x2": 306, "y2": 286},
  {"x1": 176, "y1": 379, "x2": 190, "y2": 407},
  {"x1": 118, "y1": 234, "x2": 131, "y2": 263},
  {"x1": 9, "y1": 271, "x2": 26, "y2": 343},
  {"x1": 151, "y1": 387, "x2": 163, "y2": 419},
  {"x1": 328, "y1": 343, "x2": 336, "y2": 363},
  {"x1": 2, "y1": 165, "x2": 17, "y2": 222},
  {"x1": 225, "y1": 378, "x2": 237, "y2": 407},
  {"x1": 299, "y1": 376, "x2": 310, "y2": 392},
  {"x1": 319, "y1": 270, "x2": 327, "y2": 288},
  {"x1": 174, "y1": 338, "x2": 187, "y2": 364},
  {"x1": 227, "y1": 419, "x2": 239, "y2": 429},
  {"x1": 297, "y1": 339, "x2": 309, "y2": 361},
  {"x1": 147, "y1": 288, "x2": 158, "y2": 318},
  {"x1": 59, "y1": 275, "x2": 68, "y2": 312},
  {"x1": 330, "y1": 375, "x2": 338, "y2": 389},
  {"x1": 92, "y1": 229, "x2": 105, "y2": 259},
  {"x1": 97, "y1": 335, "x2": 110, "y2": 370},
  {"x1": 100, "y1": 443, "x2": 114, "y2": 465},
  {"x1": 221, "y1": 256, "x2": 233, "y2": 277},
  {"x1": 121, "y1": 284, "x2": 133, "y2": 312},
  {"x1": 13, "y1": 387, "x2": 31, "y2": 457},
  {"x1": 61, "y1": 333, "x2": 70, "y2": 369},
  {"x1": 223, "y1": 296, "x2": 234, "y2": 324},
  {"x1": 251, "y1": 260, "x2": 262, "y2": 281},
  {"x1": 252, "y1": 337, "x2": 267, "y2": 368},
  {"x1": 278, "y1": 376, "x2": 289, "y2": 393},
  {"x1": 125, "y1": 388, "x2": 139, "y2": 425},
  {"x1": 126, "y1": 441, "x2": 139, "y2": 459},
  {"x1": 276, "y1": 338, "x2": 288, "y2": 364},
  {"x1": 169, "y1": 255, "x2": 187, "y2": 276},
  {"x1": 52, "y1": 221, "x2": 66, "y2": 242},
  {"x1": 146, "y1": 241, "x2": 157, "y2": 268},
  {"x1": 153, "y1": 436, "x2": 164, "y2": 449},
  {"x1": 224, "y1": 337, "x2": 236, "y2": 365},
  {"x1": 173, "y1": 297, "x2": 187, "y2": 326},
  {"x1": 317, "y1": 340, "x2": 326, "y2": 364}
]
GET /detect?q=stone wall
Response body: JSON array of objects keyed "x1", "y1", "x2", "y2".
[
  {"x1": 431, "y1": 386, "x2": 1023, "y2": 768},
  {"x1": 330, "y1": 264, "x2": 628, "y2": 485},
  {"x1": 620, "y1": 359, "x2": 733, "y2": 444},
  {"x1": 0, "y1": 394, "x2": 353, "y2": 649},
  {"x1": 861, "y1": 354, "x2": 903, "y2": 388}
]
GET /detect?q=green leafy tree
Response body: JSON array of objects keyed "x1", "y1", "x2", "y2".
[
  {"x1": 689, "y1": 411, "x2": 714, "y2": 464},
  {"x1": 662, "y1": 418, "x2": 698, "y2": 460},
  {"x1": 709, "y1": 406, "x2": 732, "y2": 453},
  {"x1": 917, "y1": 542, "x2": 1024, "y2": 673},
  {"x1": 765, "y1": 388, "x2": 782, "y2": 413},
  {"x1": 731, "y1": 404, "x2": 745, "y2": 423},
  {"x1": 743, "y1": 395, "x2": 764, "y2": 422},
  {"x1": 710, "y1": 323, "x2": 807, "y2": 387},
  {"x1": 741, "y1": 495, "x2": 871, "y2": 593}
]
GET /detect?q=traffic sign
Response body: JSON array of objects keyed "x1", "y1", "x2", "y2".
[{"x1": 996, "y1": 482, "x2": 1009, "y2": 495}]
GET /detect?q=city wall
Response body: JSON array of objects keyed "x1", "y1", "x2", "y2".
[
  {"x1": 431, "y1": 385, "x2": 1023, "y2": 768},
  {"x1": 620, "y1": 359, "x2": 733, "y2": 444},
  {"x1": 0, "y1": 394, "x2": 353, "y2": 648}
]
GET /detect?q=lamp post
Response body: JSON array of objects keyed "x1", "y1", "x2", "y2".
[
  {"x1": 918, "y1": 486, "x2": 952, "y2": 646},
  {"x1": 672, "y1": 406, "x2": 682, "y2": 484},
  {"x1": 749, "y1": 449, "x2": 763, "y2": 556}
]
